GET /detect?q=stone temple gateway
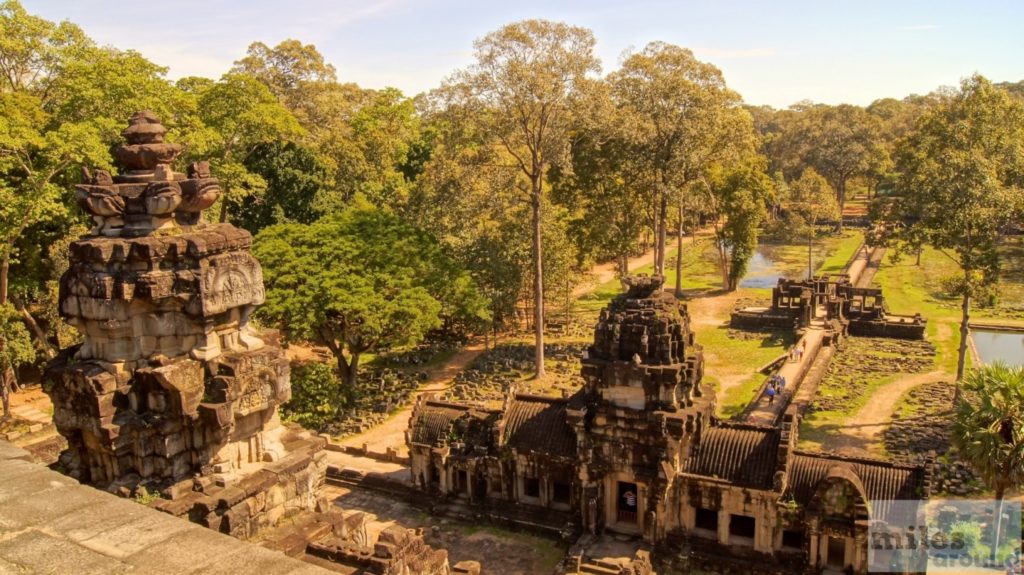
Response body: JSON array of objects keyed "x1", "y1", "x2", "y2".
[{"x1": 408, "y1": 276, "x2": 929, "y2": 574}]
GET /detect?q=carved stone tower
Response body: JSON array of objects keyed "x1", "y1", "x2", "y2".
[
  {"x1": 46, "y1": 111, "x2": 299, "y2": 492},
  {"x1": 570, "y1": 274, "x2": 712, "y2": 542}
]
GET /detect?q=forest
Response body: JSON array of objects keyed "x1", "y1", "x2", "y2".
[{"x1": 2, "y1": 0, "x2": 1023, "y2": 418}]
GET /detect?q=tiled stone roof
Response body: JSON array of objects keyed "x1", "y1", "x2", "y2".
[
  {"x1": 503, "y1": 394, "x2": 577, "y2": 458},
  {"x1": 409, "y1": 401, "x2": 478, "y2": 446},
  {"x1": 683, "y1": 423, "x2": 781, "y2": 488},
  {"x1": 787, "y1": 452, "x2": 925, "y2": 505}
]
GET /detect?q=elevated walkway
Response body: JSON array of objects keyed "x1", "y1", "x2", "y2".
[{"x1": 0, "y1": 440, "x2": 330, "y2": 575}]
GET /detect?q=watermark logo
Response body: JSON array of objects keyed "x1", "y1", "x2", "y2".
[{"x1": 868, "y1": 499, "x2": 1021, "y2": 573}]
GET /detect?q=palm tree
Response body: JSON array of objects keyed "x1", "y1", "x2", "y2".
[{"x1": 951, "y1": 362, "x2": 1024, "y2": 565}]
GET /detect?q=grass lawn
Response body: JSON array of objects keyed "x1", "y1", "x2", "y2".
[
  {"x1": 818, "y1": 231, "x2": 866, "y2": 275},
  {"x1": 797, "y1": 237, "x2": 1024, "y2": 452},
  {"x1": 698, "y1": 324, "x2": 793, "y2": 418}
]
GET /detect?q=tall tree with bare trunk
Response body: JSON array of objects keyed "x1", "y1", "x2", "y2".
[
  {"x1": 883, "y1": 75, "x2": 1024, "y2": 384},
  {"x1": 437, "y1": 20, "x2": 599, "y2": 378}
]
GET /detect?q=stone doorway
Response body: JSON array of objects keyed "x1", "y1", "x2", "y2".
[
  {"x1": 616, "y1": 481, "x2": 638, "y2": 524},
  {"x1": 826, "y1": 536, "x2": 847, "y2": 569}
]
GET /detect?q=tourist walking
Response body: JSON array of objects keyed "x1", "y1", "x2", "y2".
[{"x1": 766, "y1": 385, "x2": 776, "y2": 406}]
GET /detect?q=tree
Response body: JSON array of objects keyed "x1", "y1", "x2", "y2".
[
  {"x1": 236, "y1": 140, "x2": 332, "y2": 233},
  {"x1": 232, "y1": 39, "x2": 338, "y2": 113},
  {"x1": 952, "y1": 363, "x2": 1024, "y2": 565},
  {"x1": 609, "y1": 42, "x2": 747, "y2": 287},
  {"x1": 348, "y1": 87, "x2": 420, "y2": 211},
  {"x1": 0, "y1": 303, "x2": 34, "y2": 420},
  {"x1": 885, "y1": 75, "x2": 1024, "y2": 382},
  {"x1": 234, "y1": 40, "x2": 423, "y2": 215},
  {"x1": 438, "y1": 19, "x2": 599, "y2": 377},
  {"x1": 553, "y1": 126, "x2": 647, "y2": 277},
  {"x1": 254, "y1": 206, "x2": 489, "y2": 387},
  {"x1": 759, "y1": 103, "x2": 878, "y2": 225},
  {"x1": 1, "y1": 1, "x2": 190, "y2": 310},
  {"x1": 182, "y1": 73, "x2": 304, "y2": 223},
  {"x1": 408, "y1": 101, "x2": 527, "y2": 331},
  {"x1": 788, "y1": 168, "x2": 839, "y2": 280},
  {"x1": 703, "y1": 155, "x2": 773, "y2": 290},
  {"x1": 801, "y1": 104, "x2": 878, "y2": 219}
]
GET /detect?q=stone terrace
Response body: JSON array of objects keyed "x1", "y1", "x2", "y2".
[{"x1": 0, "y1": 440, "x2": 330, "y2": 575}]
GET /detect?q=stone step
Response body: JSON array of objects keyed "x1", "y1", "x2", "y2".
[
  {"x1": 578, "y1": 563, "x2": 621, "y2": 575},
  {"x1": 594, "y1": 558, "x2": 626, "y2": 570},
  {"x1": 9, "y1": 406, "x2": 51, "y2": 423}
]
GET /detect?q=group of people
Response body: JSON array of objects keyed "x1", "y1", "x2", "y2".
[
  {"x1": 764, "y1": 373, "x2": 787, "y2": 405},
  {"x1": 789, "y1": 339, "x2": 808, "y2": 363}
]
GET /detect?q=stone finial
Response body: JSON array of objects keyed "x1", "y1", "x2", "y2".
[
  {"x1": 622, "y1": 274, "x2": 665, "y2": 298},
  {"x1": 114, "y1": 111, "x2": 182, "y2": 176},
  {"x1": 121, "y1": 110, "x2": 166, "y2": 144}
]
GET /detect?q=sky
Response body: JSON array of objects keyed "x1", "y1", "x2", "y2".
[{"x1": 20, "y1": 0, "x2": 1024, "y2": 108}]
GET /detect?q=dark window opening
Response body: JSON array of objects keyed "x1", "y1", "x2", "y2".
[
  {"x1": 729, "y1": 514, "x2": 756, "y2": 539},
  {"x1": 456, "y1": 470, "x2": 468, "y2": 494},
  {"x1": 782, "y1": 530, "x2": 804, "y2": 549},
  {"x1": 616, "y1": 482, "x2": 638, "y2": 523},
  {"x1": 524, "y1": 477, "x2": 540, "y2": 498},
  {"x1": 695, "y1": 507, "x2": 718, "y2": 531},
  {"x1": 488, "y1": 476, "x2": 502, "y2": 494},
  {"x1": 552, "y1": 482, "x2": 571, "y2": 504}
]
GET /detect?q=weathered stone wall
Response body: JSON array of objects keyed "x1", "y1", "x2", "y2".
[{"x1": 42, "y1": 112, "x2": 330, "y2": 548}]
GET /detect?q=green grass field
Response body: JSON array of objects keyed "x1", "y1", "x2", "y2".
[{"x1": 798, "y1": 236, "x2": 1024, "y2": 452}]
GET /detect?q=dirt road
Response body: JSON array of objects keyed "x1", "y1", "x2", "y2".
[
  {"x1": 824, "y1": 369, "x2": 948, "y2": 456},
  {"x1": 338, "y1": 340, "x2": 487, "y2": 455}
]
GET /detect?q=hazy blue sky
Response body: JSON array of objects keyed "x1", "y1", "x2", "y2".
[{"x1": 21, "y1": 0, "x2": 1024, "y2": 108}]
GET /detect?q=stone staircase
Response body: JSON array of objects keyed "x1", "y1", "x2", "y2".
[{"x1": 1, "y1": 402, "x2": 54, "y2": 442}]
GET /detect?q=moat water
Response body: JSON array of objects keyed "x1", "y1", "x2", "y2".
[
  {"x1": 740, "y1": 246, "x2": 809, "y2": 289},
  {"x1": 971, "y1": 329, "x2": 1024, "y2": 366}
]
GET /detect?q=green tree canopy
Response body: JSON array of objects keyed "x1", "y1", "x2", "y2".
[
  {"x1": 182, "y1": 73, "x2": 304, "y2": 222},
  {"x1": 883, "y1": 75, "x2": 1024, "y2": 381},
  {"x1": 0, "y1": 302, "x2": 34, "y2": 419},
  {"x1": 436, "y1": 19, "x2": 599, "y2": 377},
  {"x1": 703, "y1": 155, "x2": 773, "y2": 290},
  {"x1": 787, "y1": 168, "x2": 839, "y2": 279},
  {"x1": 609, "y1": 42, "x2": 750, "y2": 287},
  {"x1": 254, "y1": 206, "x2": 489, "y2": 387},
  {"x1": 236, "y1": 140, "x2": 333, "y2": 233}
]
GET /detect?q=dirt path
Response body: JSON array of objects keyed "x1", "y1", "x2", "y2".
[
  {"x1": 573, "y1": 246, "x2": 657, "y2": 297},
  {"x1": 825, "y1": 369, "x2": 948, "y2": 455},
  {"x1": 338, "y1": 339, "x2": 487, "y2": 454}
]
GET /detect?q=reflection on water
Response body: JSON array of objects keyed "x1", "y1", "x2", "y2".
[
  {"x1": 739, "y1": 245, "x2": 813, "y2": 289},
  {"x1": 972, "y1": 329, "x2": 1024, "y2": 367}
]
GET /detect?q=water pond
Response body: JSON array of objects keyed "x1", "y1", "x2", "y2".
[
  {"x1": 971, "y1": 329, "x2": 1024, "y2": 367},
  {"x1": 739, "y1": 244, "x2": 824, "y2": 289}
]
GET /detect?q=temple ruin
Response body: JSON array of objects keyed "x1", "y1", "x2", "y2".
[
  {"x1": 407, "y1": 275, "x2": 929, "y2": 574},
  {"x1": 730, "y1": 276, "x2": 927, "y2": 340},
  {"x1": 44, "y1": 111, "x2": 455, "y2": 575}
]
